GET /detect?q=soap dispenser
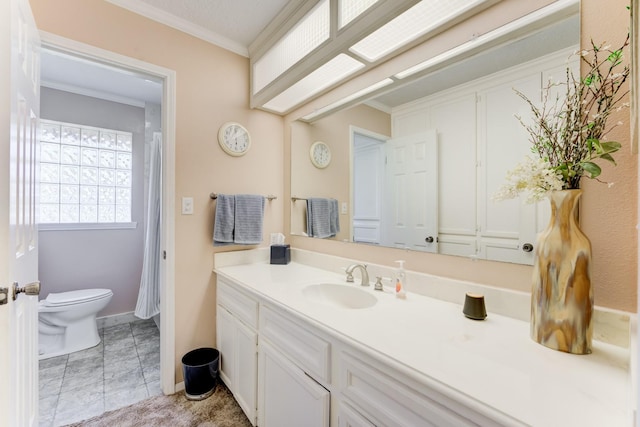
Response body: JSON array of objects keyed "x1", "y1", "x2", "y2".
[{"x1": 394, "y1": 260, "x2": 407, "y2": 299}]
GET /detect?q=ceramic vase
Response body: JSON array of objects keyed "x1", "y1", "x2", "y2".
[{"x1": 530, "y1": 189, "x2": 593, "y2": 354}]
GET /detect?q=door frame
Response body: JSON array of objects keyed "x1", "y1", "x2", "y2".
[{"x1": 39, "y1": 31, "x2": 177, "y2": 394}]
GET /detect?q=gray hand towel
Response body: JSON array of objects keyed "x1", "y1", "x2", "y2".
[
  {"x1": 213, "y1": 194, "x2": 235, "y2": 246},
  {"x1": 234, "y1": 194, "x2": 265, "y2": 245},
  {"x1": 307, "y1": 198, "x2": 338, "y2": 238}
]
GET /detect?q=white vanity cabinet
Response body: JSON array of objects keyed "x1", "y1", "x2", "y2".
[
  {"x1": 337, "y1": 349, "x2": 511, "y2": 427},
  {"x1": 258, "y1": 304, "x2": 331, "y2": 427},
  {"x1": 214, "y1": 259, "x2": 632, "y2": 427},
  {"x1": 216, "y1": 278, "x2": 259, "y2": 425}
]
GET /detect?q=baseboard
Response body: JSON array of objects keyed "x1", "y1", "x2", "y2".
[
  {"x1": 97, "y1": 311, "x2": 137, "y2": 329},
  {"x1": 175, "y1": 381, "x2": 185, "y2": 392}
]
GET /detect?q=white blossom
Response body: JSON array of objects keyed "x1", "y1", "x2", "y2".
[{"x1": 492, "y1": 156, "x2": 564, "y2": 204}]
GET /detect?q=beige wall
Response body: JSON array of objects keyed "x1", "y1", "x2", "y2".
[
  {"x1": 285, "y1": 0, "x2": 638, "y2": 313},
  {"x1": 291, "y1": 105, "x2": 391, "y2": 241},
  {"x1": 29, "y1": 0, "x2": 285, "y2": 381}
]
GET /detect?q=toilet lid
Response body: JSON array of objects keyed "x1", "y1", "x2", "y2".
[{"x1": 43, "y1": 289, "x2": 113, "y2": 307}]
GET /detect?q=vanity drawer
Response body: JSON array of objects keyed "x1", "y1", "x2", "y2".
[
  {"x1": 260, "y1": 304, "x2": 330, "y2": 383},
  {"x1": 217, "y1": 278, "x2": 259, "y2": 329},
  {"x1": 340, "y1": 351, "x2": 502, "y2": 427}
]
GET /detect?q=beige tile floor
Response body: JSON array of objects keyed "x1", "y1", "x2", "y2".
[{"x1": 38, "y1": 318, "x2": 161, "y2": 427}]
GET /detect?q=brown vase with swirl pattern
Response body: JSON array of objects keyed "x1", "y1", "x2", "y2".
[{"x1": 530, "y1": 189, "x2": 593, "y2": 354}]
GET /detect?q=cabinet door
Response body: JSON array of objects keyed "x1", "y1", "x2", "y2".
[
  {"x1": 217, "y1": 305, "x2": 258, "y2": 426},
  {"x1": 236, "y1": 319, "x2": 257, "y2": 424},
  {"x1": 217, "y1": 305, "x2": 236, "y2": 388},
  {"x1": 259, "y1": 340, "x2": 330, "y2": 427}
]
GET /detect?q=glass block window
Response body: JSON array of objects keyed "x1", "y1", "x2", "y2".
[{"x1": 39, "y1": 119, "x2": 133, "y2": 224}]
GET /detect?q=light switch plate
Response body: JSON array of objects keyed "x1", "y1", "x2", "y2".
[
  {"x1": 182, "y1": 197, "x2": 194, "y2": 215},
  {"x1": 341, "y1": 202, "x2": 348, "y2": 214}
]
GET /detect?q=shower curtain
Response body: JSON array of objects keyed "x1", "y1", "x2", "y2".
[{"x1": 135, "y1": 133, "x2": 162, "y2": 319}]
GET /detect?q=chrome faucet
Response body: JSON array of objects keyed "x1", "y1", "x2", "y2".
[{"x1": 345, "y1": 264, "x2": 369, "y2": 286}]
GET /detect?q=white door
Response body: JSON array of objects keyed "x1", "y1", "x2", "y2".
[
  {"x1": 0, "y1": 0, "x2": 41, "y2": 425},
  {"x1": 382, "y1": 131, "x2": 438, "y2": 252},
  {"x1": 478, "y1": 73, "x2": 541, "y2": 264},
  {"x1": 352, "y1": 132, "x2": 385, "y2": 244}
]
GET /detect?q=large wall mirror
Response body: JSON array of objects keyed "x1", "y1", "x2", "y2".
[{"x1": 291, "y1": 4, "x2": 579, "y2": 266}]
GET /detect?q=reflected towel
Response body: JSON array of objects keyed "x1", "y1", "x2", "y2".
[
  {"x1": 234, "y1": 194, "x2": 265, "y2": 245},
  {"x1": 306, "y1": 198, "x2": 340, "y2": 238},
  {"x1": 213, "y1": 194, "x2": 235, "y2": 245}
]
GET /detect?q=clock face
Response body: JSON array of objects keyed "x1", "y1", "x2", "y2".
[
  {"x1": 310, "y1": 141, "x2": 331, "y2": 169},
  {"x1": 218, "y1": 122, "x2": 251, "y2": 156}
]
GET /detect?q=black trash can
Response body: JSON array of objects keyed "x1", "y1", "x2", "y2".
[{"x1": 182, "y1": 347, "x2": 219, "y2": 400}]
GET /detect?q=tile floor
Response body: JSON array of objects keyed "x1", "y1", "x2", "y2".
[{"x1": 38, "y1": 318, "x2": 161, "y2": 427}]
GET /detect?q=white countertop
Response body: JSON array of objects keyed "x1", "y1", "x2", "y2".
[{"x1": 215, "y1": 260, "x2": 633, "y2": 426}]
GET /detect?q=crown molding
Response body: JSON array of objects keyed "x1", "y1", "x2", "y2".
[{"x1": 105, "y1": 0, "x2": 249, "y2": 57}]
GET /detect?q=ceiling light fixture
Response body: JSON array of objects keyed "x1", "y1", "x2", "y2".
[
  {"x1": 394, "y1": 0, "x2": 578, "y2": 80},
  {"x1": 253, "y1": 0, "x2": 330, "y2": 94},
  {"x1": 263, "y1": 54, "x2": 365, "y2": 113},
  {"x1": 349, "y1": 0, "x2": 490, "y2": 63},
  {"x1": 301, "y1": 78, "x2": 394, "y2": 122},
  {"x1": 339, "y1": 0, "x2": 380, "y2": 29}
]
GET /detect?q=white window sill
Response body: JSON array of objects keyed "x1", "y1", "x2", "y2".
[{"x1": 39, "y1": 222, "x2": 138, "y2": 231}]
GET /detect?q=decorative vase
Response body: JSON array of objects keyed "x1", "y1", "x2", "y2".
[{"x1": 530, "y1": 189, "x2": 593, "y2": 354}]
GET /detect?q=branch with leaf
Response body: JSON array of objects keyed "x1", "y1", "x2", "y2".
[{"x1": 494, "y1": 35, "x2": 630, "y2": 203}]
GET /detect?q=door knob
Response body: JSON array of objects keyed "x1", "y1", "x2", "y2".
[
  {"x1": 13, "y1": 281, "x2": 40, "y2": 300},
  {"x1": 425, "y1": 236, "x2": 434, "y2": 243},
  {"x1": 522, "y1": 243, "x2": 534, "y2": 252}
]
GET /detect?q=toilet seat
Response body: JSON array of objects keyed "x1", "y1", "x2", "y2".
[{"x1": 42, "y1": 288, "x2": 113, "y2": 307}]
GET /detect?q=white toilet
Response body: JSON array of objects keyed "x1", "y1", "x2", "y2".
[{"x1": 38, "y1": 288, "x2": 113, "y2": 359}]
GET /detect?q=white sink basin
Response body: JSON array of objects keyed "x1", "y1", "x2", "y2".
[{"x1": 302, "y1": 283, "x2": 377, "y2": 309}]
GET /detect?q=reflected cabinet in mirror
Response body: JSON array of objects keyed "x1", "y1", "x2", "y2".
[{"x1": 291, "y1": 11, "x2": 579, "y2": 265}]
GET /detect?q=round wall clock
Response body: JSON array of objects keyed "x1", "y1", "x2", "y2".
[
  {"x1": 218, "y1": 122, "x2": 251, "y2": 156},
  {"x1": 310, "y1": 141, "x2": 331, "y2": 169}
]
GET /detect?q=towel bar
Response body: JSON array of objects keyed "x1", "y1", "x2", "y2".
[
  {"x1": 210, "y1": 193, "x2": 277, "y2": 201},
  {"x1": 291, "y1": 196, "x2": 308, "y2": 202}
]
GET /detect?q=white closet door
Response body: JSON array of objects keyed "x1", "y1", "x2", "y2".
[
  {"x1": 478, "y1": 73, "x2": 541, "y2": 264},
  {"x1": 382, "y1": 131, "x2": 438, "y2": 252}
]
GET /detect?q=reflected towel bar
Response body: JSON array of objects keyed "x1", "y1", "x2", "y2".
[{"x1": 210, "y1": 193, "x2": 277, "y2": 201}]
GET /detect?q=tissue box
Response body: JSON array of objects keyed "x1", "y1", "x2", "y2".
[{"x1": 270, "y1": 244, "x2": 290, "y2": 265}]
